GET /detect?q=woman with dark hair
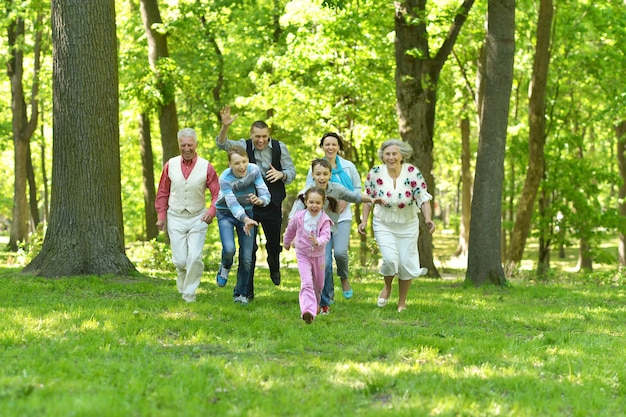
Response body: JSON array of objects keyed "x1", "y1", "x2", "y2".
[{"x1": 305, "y1": 133, "x2": 362, "y2": 307}]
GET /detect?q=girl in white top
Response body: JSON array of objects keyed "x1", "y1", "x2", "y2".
[{"x1": 284, "y1": 188, "x2": 334, "y2": 324}]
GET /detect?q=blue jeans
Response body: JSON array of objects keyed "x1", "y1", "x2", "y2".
[
  {"x1": 320, "y1": 221, "x2": 351, "y2": 307},
  {"x1": 217, "y1": 210, "x2": 257, "y2": 298}
]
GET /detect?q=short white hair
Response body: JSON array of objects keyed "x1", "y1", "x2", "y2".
[
  {"x1": 177, "y1": 128, "x2": 198, "y2": 144},
  {"x1": 377, "y1": 139, "x2": 413, "y2": 161}
]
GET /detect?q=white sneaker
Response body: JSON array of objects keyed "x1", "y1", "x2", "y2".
[{"x1": 234, "y1": 295, "x2": 248, "y2": 305}]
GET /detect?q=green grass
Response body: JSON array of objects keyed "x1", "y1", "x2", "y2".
[{"x1": 1, "y1": 262, "x2": 626, "y2": 416}]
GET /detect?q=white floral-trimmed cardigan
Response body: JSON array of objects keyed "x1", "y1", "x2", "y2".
[{"x1": 364, "y1": 163, "x2": 433, "y2": 224}]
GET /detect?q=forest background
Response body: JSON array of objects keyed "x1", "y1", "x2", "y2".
[{"x1": 0, "y1": 0, "x2": 625, "y2": 282}]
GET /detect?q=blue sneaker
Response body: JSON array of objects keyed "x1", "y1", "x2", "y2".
[{"x1": 216, "y1": 265, "x2": 230, "y2": 287}]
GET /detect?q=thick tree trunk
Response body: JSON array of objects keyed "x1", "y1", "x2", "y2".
[
  {"x1": 24, "y1": 0, "x2": 135, "y2": 277},
  {"x1": 140, "y1": 113, "x2": 158, "y2": 241},
  {"x1": 617, "y1": 120, "x2": 626, "y2": 267},
  {"x1": 505, "y1": 0, "x2": 553, "y2": 274},
  {"x1": 139, "y1": 0, "x2": 179, "y2": 163},
  {"x1": 465, "y1": 0, "x2": 515, "y2": 287},
  {"x1": 394, "y1": 0, "x2": 474, "y2": 277}
]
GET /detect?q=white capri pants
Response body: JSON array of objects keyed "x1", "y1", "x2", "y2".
[{"x1": 372, "y1": 217, "x2": 427, "y2": 280}]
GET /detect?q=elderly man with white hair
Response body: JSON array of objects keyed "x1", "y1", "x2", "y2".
[{"x1": 156, "y1": 128, "x2": 220, "y2": 302}]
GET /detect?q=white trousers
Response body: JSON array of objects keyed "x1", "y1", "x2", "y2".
[
  {"x1": 167, "y1": 209, "x2": 208, "y2": 300},
  {"x1": 373, "y1": 217, "x2": 426, "y2": 280}
]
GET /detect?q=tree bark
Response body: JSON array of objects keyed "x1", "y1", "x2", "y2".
[
  {"x1": 394, "y1": 0, "x2": 475, "y2": 277},
  {"x1": 465, "y1": 0, "x2": 515, "y2": 287},
  {"x1": 139, "y1": 0, "x2": 179, "y2": 163},
  {"x1": 505, "y1": 0, "x2": 553, "y2": 274},
  {"x1": 24, "y1": 0, "x2": 135, "y2": 277},
  {"x1": 617, "y1": 121, "x2": 626, "y2": 267},
  {"x1": 140, "y1": 113, "x2": 158, "y2": 241}
]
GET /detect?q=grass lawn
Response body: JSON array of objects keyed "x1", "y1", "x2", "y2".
[{"x1": 1, "y1": 232, "x2": 625, "y2": 416}]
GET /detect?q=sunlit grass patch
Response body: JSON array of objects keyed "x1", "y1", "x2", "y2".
[{"x1": 2, "y1": 251, "x2": 626, "y2": 416}]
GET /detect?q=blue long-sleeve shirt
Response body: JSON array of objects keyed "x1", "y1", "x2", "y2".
[{"x1": 215, "y1": 164, "x2": 270, "y2": 221}]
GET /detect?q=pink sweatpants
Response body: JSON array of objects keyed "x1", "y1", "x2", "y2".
[{"x1": 295, "y1": 251, "x2": 325, "y2": 318}]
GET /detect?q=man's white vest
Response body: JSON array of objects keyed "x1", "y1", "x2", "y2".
[{"x1": 168, "y1": 155, "x2": 209, "y2": 215}]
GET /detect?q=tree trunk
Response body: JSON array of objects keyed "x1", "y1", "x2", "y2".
[
  {"x1": 6, "y1": 10, "x2": 41, "y2": 251},
  {"x1": 617, "y1": 120, "x2": 626, "y2": 267},
  {"x1": 140, "y1": 113, "x2": 158, "y2": 241},
  {"x1": 394, "y1": 0, "x2": 475, "y2": 277},
  {"x1": 40, "y1": 122, "x2": 49, "y2": 223},
  {"x1": 537, "y1": 184, "x2": 551, "y2": 276},
  {"x1": 27, "y1": 146, "x2": 40, "y2": 229},
  {"x1": 139, "y1": 0, "x2": 179, "y2": 163},
  {"x1": 465, "y1": 0, "x2": 515, "y2": 287},
  {"x1": 454, "y1": 116, "x2": 472, "y2": 257},
  {"x1": 577, "y1": 238, "x2": 593, "y2": 271},
  {"x1": 505, "y1": 0, "x2": 553, "y2": 273},
  {"x1": 537, "y1": 234, "x2": 550, "y2": 276},
  {"x1": 24, "y1": 0, "x2": 135, "y2": 277}
]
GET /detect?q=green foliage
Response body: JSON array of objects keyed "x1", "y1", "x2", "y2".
[
  {"x1": 1, "y1": 267, "x2": 626, "y2": 416},
  {"x1": 349, "y1": 236, "x2": 381, "y2": 280},
  {"x1": 321, "y1": 0, "x2": 345, "y2": 10},
  {"x1": 125, "y1": 239, "x2": 172, "y2": 272},
  {"x1": 11, "y1": 222, "x2": 45, "y2": 265}
]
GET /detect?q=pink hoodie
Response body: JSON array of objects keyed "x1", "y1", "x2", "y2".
[{"x1": 283, "y1": 209, "x2": 333, "y2": 258}]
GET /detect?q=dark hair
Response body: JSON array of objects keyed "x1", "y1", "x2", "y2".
[
  {"x1": 299, "y1": 186, "x2": 338, "y2": 213},
  {"x1": 250, "y1": 120, "x2": 269, "y2": 131},
  {"x1": 319, "y1": 132, "x2": 344, "y2": 151},
  {"x1": 311, "y1": 158, "x2": 331, "y2": 173},
  {"x1": 227, "y1": 145, "x2": 248, "y2": 162}
]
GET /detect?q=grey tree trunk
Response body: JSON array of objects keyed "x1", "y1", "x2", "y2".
[
  {"x1": 24, "y1": 0, "x2": 135, "y2": 277},
  {"x1": 465, "y1": 0, "x2": 515, "y2": 286}
]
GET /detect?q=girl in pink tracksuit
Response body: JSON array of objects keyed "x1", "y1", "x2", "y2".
[{"x1": 283, "y1": 187, "x2": 335, "y2": 324}]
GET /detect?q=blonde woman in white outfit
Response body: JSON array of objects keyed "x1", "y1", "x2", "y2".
[{"x1": 358, "y1": 139, "x2": 435, "y2": 312}]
